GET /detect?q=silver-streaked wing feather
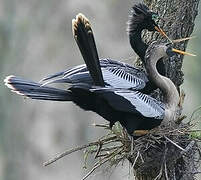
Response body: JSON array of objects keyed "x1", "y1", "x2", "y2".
[
  {"x1": 92, "y1": 88, "x2": 165, "y2": 119},
  {"x1": 102, "y1": 67, "x2": 146, "y2": 89},
  {"x1": 40, "y1": 59, "x2": 148, "y2": 90},
  {"x1": 40, "y1": 64, "x2": 87, "y2": 82},
  {"x1": 114, "y1": 90, "x2": 165, "y2": 118}
]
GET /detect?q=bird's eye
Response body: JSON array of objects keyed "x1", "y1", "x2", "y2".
[
  {"x1": 152, "y1": 14, "x2": 159, "y2": 21},
  {"x1": 166, "y1": 47, "x2": 175, "y2": 57}
]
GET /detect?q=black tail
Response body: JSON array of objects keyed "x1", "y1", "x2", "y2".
[
  {"x1": 72, "y1": 13, "x2": 105, "y2": 87},
  {"x1": 4, "y1": 75, "x2": 72, "y2": 101}
]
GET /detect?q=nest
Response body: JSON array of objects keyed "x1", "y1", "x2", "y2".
[{"x1": 43, "y1": 116, "x2": 201, "y2": 180}]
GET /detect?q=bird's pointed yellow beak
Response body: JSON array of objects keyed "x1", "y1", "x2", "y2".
[
  {"x1": 154, "y1": 26, "x2": 196, "y2": 56},
  {"x1": 172, "y1": 48, "x2": 196, "y2": 57},
  {"x1": 154, "y1": 26, "x2": 173, "y2": 44}
]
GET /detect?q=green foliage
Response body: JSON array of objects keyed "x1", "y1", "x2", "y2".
[{"x1": 189, "y1": 131, "x2": 201, "y2": 140}]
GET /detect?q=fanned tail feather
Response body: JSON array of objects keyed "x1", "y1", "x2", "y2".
[
  {"x1": 72, "y1": 13, "x2": 105, "y2": 86},
  {"x1": 4, "y1": 75, "x2": 72, "y2": 101}
]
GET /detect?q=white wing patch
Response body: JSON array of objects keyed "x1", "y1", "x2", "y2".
[
  {"x1": 102, "y1": 68, "x2": 145, "y2": 89},
  {"x1": 114, "y1": 90, "x2": 165, "y2": 118}
]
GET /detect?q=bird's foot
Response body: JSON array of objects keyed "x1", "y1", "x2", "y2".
[
  {"x1": 175, "y1": 115, "x2": 187, "y2": 124},
  {"x1": 133, "y1": 130, "x2": 149, "y2": 136}
]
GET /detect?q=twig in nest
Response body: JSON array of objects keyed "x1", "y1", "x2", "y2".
[
  {"x1": 181, "y1": 140, "x2": 195, "y2": 155},
  {"x1": 153, "y1": 164, "x2": 163, "y2": 180},
  {"x1": 131, "y1": 151, "x2": 140, "y2": 169},
  {"x1": 92, "y1": 123, "x2": 110, "y2": 129},
  {"x1": 164, "y1": 161, "x2": 169, "y2": 180},
  {"x1": 42, "y1": 120, "x2": 200, "y2": 179},
  {"x1": 139, "y1": 153, "x2": 144, "y2": 163},
  {"x1": 81, "y1": 156, "x2": 111, "y2": 180},
  {"x1": 154, "y1": 144, "x2": 168, "y2": 180},
  {"x1": 43, "y1": 142, "x2": 98, "y2": 166},
  {"x1": 90, "y1": 146, "x2": 123, "y2": 154},
  {"x1": 43, "y1": 135, "x2": 117, "y2": 166},
  {"x1": 94, "y1": 141, "x2": 102, "y2": 159},
  {"x1": 81, "y1": 148, "x2": 123, "y2": 180},
  {"x1": 164, "y1": 136, "x2": 186, "y2": 152}
]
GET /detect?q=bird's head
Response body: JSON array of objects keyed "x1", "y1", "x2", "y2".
[
  {"x1": 127, "y1": 3, "x2": 159, "y2": 33},
  {"x1": 146, "y1": 12, "x2": 160, "y2": 31},
  {"x1": 145, "y1": 42, "x2": 196, "y2": 65},
  {"x1": 127, "y1": 3, "x2": 172, "y2": 42}
]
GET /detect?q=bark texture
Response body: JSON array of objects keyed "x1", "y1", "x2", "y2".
[
  {"x1": 143, "y1": 0, "x2": 199, "y2": 88},
  {"x1": 131, "y1": 0, "x2": 200, "y2": 179}
]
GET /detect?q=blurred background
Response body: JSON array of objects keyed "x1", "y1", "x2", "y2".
[{"x1": 0, "y1": 0, "x2": 200, "y2": 180}]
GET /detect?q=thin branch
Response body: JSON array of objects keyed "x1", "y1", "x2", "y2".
[
  {"x1": 43, "y1": 142, "x2": 98, "y2": 166},
  {"x1": 164, "y1": 161, "x2": 169, "y2": 180},
  {"x1": 180, "y1": 140, "x2": 196, "y2": 155},
  {"x1": 81, "y1": 148, "x2": 123, "y2": 180},
  {"x1": 81, "y1": 157, "x2": 110, "y2": 180},
  {"x1": 43, "y1": 135, "x2": 117, "y2": 166},
  {"x1": 164, "y1": 136, "x2": 186, "y2": 152},
  {"x1": 153, "y1": 165, "x2": 163, "y2": 180},
  {"x1": 92, "y1": 123, "x2": 110, "y2": 129},
  {"x1": 90, "y1": 145, "x2": 123, "y2": 154},
  {"x1": 94, "y1": 142, "x2": 102, "y2": 159},
  {"x1": 132, "y1": 151, "x2": 140, "y2": 169}
]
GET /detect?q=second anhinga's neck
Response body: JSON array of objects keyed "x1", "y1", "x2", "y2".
[
  {"x1": 146, "y1": 54, "x2": 179, "y2": 109},
  {"x1": 129, "y1": 30, "x2": 147, "y2": 62},
  {"x1": 129, "y1": 30, "x2": 166, "y2": 78}
]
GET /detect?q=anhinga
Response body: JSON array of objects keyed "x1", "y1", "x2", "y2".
[
  {"x1": 61, "y1": 43, "x2": 189, "y2": 135},
  {"x1": 4, "y1": 13, "x2": 193, "y2": 135},
  {"x1": 4, "y1": 41, "x2": 190, "y2": 135},
  {"x1": 4, "y1": 5, "x2": 195, "y2": 135},
  {"x1": 40, "y1": 3, "x2": 170, "y2": 93}
]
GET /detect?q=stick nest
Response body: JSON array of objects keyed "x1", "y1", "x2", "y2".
[{"x1": 44, "y1": 117, "x2": 201, "y2": 180}]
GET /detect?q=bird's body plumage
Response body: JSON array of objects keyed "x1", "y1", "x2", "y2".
[
  {"x1": 5, "y1": 75, "x2": 165, "y2": 134},
  {"x1": 70, "y1": 83, "x2": 165, "y2": 133},
  {"x1": 4, "y1": 42, "x2": 179, "y2": 135}
]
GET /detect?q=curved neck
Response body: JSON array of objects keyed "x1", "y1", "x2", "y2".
[
  {"x1": 129, "y1": 31, "x2": 166, "y2": 77},
  {"x1": 129, "y1": 30, "x2": 148, "y2": 63},
  {"x1": 146, "y1": 54, "x2": 179, "y2": 108}
]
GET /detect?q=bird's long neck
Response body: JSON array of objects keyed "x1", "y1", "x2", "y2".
[
  {"x1": 129, "y1": 30, "x2": 166, "y2": 77},
  {"x1": 129, "y1": 30, "x2": 148, "y2": 62},
  {"x1": 146, "y1": 55, "x2": 179, "y2": 108}
]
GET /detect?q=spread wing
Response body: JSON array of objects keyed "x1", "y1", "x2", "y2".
[
  {"x1": 92, "y1": 88, "x2": 165, "y2": 119},
  {"x1": 40, "y1": 59, "x2": 149, "y2": 90}
]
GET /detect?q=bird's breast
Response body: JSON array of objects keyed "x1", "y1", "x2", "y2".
[{"x1": 163, "y1": 106, "x2": 178, "y2": 124}]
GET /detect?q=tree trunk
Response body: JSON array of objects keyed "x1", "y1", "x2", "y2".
[
  {"x1": 143, "y1": 0, "x2": 199, "y2": 88},
  {"x1": 131, "y1": 0, "x2": 200, "y2": 179}
]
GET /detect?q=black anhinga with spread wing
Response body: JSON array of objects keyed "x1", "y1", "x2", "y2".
[
  {"x1": 40, "y1": 4, "x2": 170, "y2": 93},
  {"x1": 4, "y1": 13, "x2": 192, "y2": 135},
  {"x1": 4, "y1": 41, "x2": 188, "y2": 135}
]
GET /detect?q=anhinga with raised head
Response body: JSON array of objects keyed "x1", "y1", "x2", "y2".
[
  {"x1": 40, "y1": 3, "x2": 170, "y2": 93},
  {"x1": 66, "y1": 42, "x2": 189, "y2": 134},
  {"x1": 4, "y1": 14, "x2": 193, "y2": 135},
  {"x1": 4, "y1": 42, "x2": 191, "y2": 135}
]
